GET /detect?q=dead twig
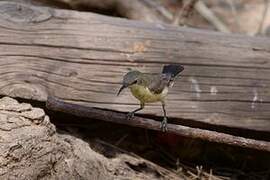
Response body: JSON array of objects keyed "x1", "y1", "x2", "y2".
[
  {"x1": 114, "y1": 134, "x2": 129, "y2": 146},
  {"x1": 93, "y1": 139, "x2": 181, "y2": 179},
  {"x1": 142, "y1": 0, "x2": 230, "y2": 32},
  {"x1": 46, "y1": 96, "x2": 270, "y2": 152},
  {"x1": 195, "y1": 0, "x2": 231, "y2": 33},
  {"x1": 257, "y1": 0, "x2": 270, "y2": 35},
  {"x1": 141, "y1": 0, "x2": 173, "y2": 20},
  {"x1": 172, "y1": 0, "x2": 198, "y2": 26},
  {"x1": 226, "y1": 0, "x2": 241, "y2": 31}
]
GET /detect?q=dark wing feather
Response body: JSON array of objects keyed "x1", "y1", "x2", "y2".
[
  {"x1": 162, "y1": 64, "x2": 184, "y2": 78},
  {"x1": 147, "y1": 74, "x2": 170, "y2": 94}
]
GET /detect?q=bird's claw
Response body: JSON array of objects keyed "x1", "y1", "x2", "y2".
[
  {"x1": 127, "y1": 112, "x2": 135, "y2": 120},
  {"x1": 160, "y1": 117, "x2": 168, "y2": 132}
]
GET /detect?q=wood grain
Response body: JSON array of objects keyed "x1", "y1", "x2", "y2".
[{"x1": 0, "y1": 1, "x2": 270, "y2": 132}]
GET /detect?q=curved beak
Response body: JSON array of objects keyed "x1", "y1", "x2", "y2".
[{"x1": 117, "y1": 85, "x2": 127, "y2": 96}]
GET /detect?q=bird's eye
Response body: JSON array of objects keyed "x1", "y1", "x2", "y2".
[{"x1": 133, "y1": 80, "x2": 138, "y2": 84}]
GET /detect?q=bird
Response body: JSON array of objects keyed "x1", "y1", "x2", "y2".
[{"x1": 117, "y1": 64, "x2": 184, "y2": 132}]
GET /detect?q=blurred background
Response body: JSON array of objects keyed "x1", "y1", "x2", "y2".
[{"x1": 15, "y1": 0, "x2": 270, "y2": 36}]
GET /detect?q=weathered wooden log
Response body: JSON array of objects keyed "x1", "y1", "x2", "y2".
[{"x1": 0, "y1": 1, "x2": 270, "y2": 132}]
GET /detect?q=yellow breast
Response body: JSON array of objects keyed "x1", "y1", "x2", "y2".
[{"x1": 129, "y1": 84, "x2": 168, "y2": 103}]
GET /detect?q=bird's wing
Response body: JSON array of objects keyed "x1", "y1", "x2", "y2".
[{"x1": 147, "y1": 74, "x2": 171, "y2": 94}]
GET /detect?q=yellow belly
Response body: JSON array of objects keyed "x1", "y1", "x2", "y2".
[{"x1": 129, "y1": 84, "x2": 168, "y2": 103}]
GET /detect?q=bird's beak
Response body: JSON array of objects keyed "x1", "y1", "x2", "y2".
[{"x1": 117, "y1": 85, "x2": 127, "y2": 96}]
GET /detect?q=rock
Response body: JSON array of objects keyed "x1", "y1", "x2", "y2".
[{"x1": 0, "y1": 97, "x2": 109, "y2": 180}]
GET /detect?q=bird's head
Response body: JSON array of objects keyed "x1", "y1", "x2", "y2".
[{"x1": 117, "y1": 70, "x2": 141, "y2": 96}]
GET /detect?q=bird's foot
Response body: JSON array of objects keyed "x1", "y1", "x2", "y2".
[
  {"x1": 127, "y1": 112, "x2": 135, "y2": 120},
  {"x1": 160, "y1": 117, "x2": 168, "y2": 132}
]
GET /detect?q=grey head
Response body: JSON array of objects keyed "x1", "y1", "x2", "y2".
[{"x1": 117, "y1": 70, "x2": 141, "y2": 96}]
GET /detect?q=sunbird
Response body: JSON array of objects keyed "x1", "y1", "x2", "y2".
[{"x1": 117, "y1": 64, "x2": 184, "y2": 131}]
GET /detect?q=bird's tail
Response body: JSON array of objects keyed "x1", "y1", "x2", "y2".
[{"x1": 162, "y1": 64, "x2": 184, "y2": 78}]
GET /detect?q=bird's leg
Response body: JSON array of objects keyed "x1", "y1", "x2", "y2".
[
  {"x1": 160, "y1": 101, "x2": 168, "y2": 132},
  {"x1": 127, "y1": 103, "x2": 144, "y2": 120}
]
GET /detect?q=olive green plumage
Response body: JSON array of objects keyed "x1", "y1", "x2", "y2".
[{"x1": 117, "y1": 64, "x2": 184, "y2": 131}]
